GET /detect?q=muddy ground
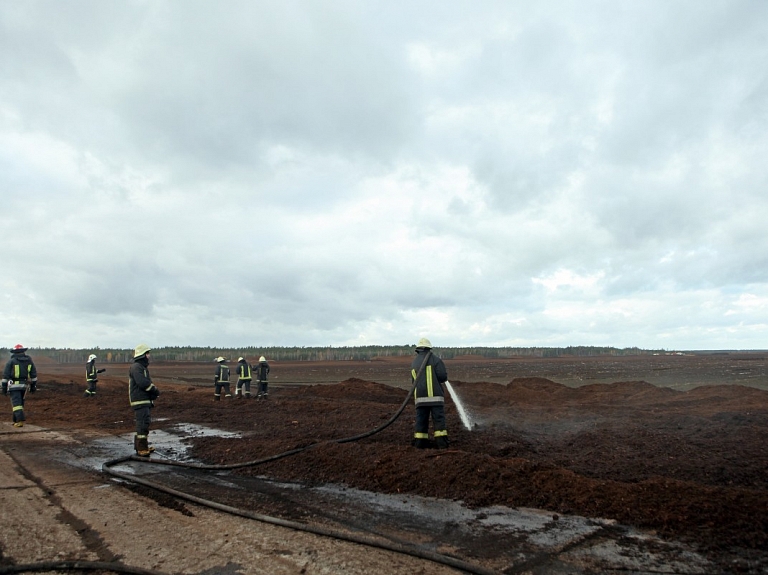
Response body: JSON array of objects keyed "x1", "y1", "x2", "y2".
[{"x1": 2, "y1": 352, "x2": 768, "y2": 574}]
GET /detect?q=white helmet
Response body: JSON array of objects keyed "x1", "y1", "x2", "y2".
[
  {"x1": 259, "y1": 356, "x2": 266, "y2": 362},
  {"x1": 215, "y1": 356, "x2": 226, "y2": 363},
  {"x1": 237, "y1": 357, "x2": 244, "y2": 362},
  {"x1": 88, "y1": 354, "x2": 97, "y2": 361},
  {"x1": 134, "y1": 343, "x2": 151, "y2": 358},
  {"x1": 416, "y1": 337, "x2": 432, "y2": 349}
]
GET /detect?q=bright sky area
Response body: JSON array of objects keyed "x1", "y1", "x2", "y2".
[{"x1": 2, "y1": 1, "x2": 767, "y2": 351}]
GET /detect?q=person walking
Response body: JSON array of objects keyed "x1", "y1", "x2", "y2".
[
  {"x1": 410, "y1": 338, "x2": 449, "y2": 449},
  {"x1": 255, "y1": 356, "x2": 270, "y2": 400},
  {"x1": 129, "y1": 343, "x2": 160, "y2": 456},
  {"x1": 84, "y1": 353, "x2": 106, "y2": 398},
  {"x1": 235, "y1": 356, "x2": 252, "y2": 399},
  {"x1": 1, "y1": 344, "x2": 38, "y2": 427},
  {"x1": 214, "y1": 357, "x2": 232, "y2": 400}
]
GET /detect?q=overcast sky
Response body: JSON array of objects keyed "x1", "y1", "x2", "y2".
[{"x1": 2, "y1": 1, "x2": 768, "y2": 351}]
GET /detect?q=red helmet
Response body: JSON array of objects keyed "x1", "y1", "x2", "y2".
[{"x1": 12, "y1": 344, "x2": 27, "y2": 353}]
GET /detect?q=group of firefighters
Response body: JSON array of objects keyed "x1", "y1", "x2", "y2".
[
  {"x1": 213, "y1": 355, "x2": 271, "y2": 400},
  {"x1": 2, "y1": 337, "x2": 450, "y2": 456}
]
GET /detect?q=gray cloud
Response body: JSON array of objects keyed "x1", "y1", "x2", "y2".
[{"x1": 2, "y1": 1, "x2": 768, "y2": 350}]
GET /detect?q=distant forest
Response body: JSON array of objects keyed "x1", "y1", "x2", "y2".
[{"x1": 3, "y1": 345, "x2": 667, "y2": 364}]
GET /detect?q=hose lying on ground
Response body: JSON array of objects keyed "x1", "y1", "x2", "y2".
[
  {"x1": 0, "y1": 560, "x2": 169, "y2": 575},
  {"x1": 102, "y1": 358, "x2": 502, "y2": 575}
]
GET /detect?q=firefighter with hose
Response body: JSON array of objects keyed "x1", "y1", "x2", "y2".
[
  {"x1": 84, "y1": 353, "x2": 106, "y2": 397},
  {"x1": 411, "y1": 338, "x2": 449, "y2": 449},
  {"x1": 129, "y1": 343, "x2": 160, "y2": 456},
  {"x1": 1, "y1": 344, "x2": 38, "y2": 427}
]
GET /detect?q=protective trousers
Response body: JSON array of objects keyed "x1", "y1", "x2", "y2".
[
  {"x1": 257, "y1": 380, "x2": 268, "y2": 399},
  {"x1": 84, "y1": 380, "x2": 97, "y2": 397},
  {"x1": 214, "y1": 382, "x2": 231, "y2": 400},
  {"x1": 414, "y1": 405, "x2": 448, "y2": 447},
  {"x1": 9, "y1": 389, "x2": 26, "y2": 424},
  {"x1": 236, "y1": 379, "x2": 251, "y2": 398},
  {"x1": 133, "y1": 405, "x2": 152, "y2": 455}
]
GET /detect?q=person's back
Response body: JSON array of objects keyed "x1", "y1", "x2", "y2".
[
  {"x1": 256, "y1": 356, "x2": 270, "y2": 399},
  {"x1": 1, "y1": 344, "x2": 38, "y2": 427},
  {"x1": 410, "y1": 338, "x2": 449, "y2": 449}
]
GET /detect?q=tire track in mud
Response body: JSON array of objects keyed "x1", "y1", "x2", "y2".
[{"x1": 2, "y1": 445, "x2": 118, "y2": 564}]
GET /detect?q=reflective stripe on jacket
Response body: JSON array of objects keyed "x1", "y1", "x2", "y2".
[
  {"x1": 3, "y1": 354, "x2": 37, "y2": 391},
  {"x1": 215, "y1": 364, "x2": 230, "y2": 383},
  {"x1": 237, "y1": 361, "x2": 252, "y2": 381},
  {"x1": 411, "y1": 350, "x2": 448, "y2": 407},
  {"x1": 129, "y1": 357, "x2": 157, "y2": 408},
  {"x1": 86, "y1": 360, "x2": 98, "y2": 382}
]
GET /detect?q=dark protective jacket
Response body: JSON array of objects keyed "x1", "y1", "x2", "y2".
[
  {"x1": 256, "y1": 361, "x2": 270, "y2": 381},
  {"x1": 237, "y1": 359, "x2": 252, "y2": 382},
  {"x1": 86, "y1": 359, "x2": 98, "y2": 382},
  {"x1": 129, "y1": 356, "x2": 158, "y2": 409},
  {"x1": 2, "y1": 352, "x2": 38, "y2": 393},
  {"x1": 411, "y1": 349, "x2": 448, "y2": 407},
  {"x1": 215, "y1": 363, "x2": 230, "y2": 383}
]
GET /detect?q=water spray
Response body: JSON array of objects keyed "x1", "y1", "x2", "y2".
[{"x1": 444, "y1": 380, "x2": 473, "y2": 431}]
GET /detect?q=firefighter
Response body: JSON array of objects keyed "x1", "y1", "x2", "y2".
[
  {"x1": 255, "y1": 355, "x2": 270, "y2": 400},
  {"x1": 129, "y1": 343, "x2": 160, "y2": 456},
  {"x1": 235, "y1": 356, "x2": 252, "y2": 399},
  {"x1": 411, "y1": 338, "x2": 449, "y2": 449},
  {"x1": 1, "y1": 344, "x2": 38, "y2": 427},
  {"x1": 84, "y1": 353, "x2": 106, "y2": 398},
  {"x1": 214, "y1": 357, "x2": 232, "y2": 400}
]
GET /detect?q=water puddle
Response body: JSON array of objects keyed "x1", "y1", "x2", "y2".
[{"x1": 56, "y1": 423, "x2": 241, "y2": 472}]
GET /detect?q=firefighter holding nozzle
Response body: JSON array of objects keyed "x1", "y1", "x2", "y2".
[{"x1": 411, "y1": 338, "x2": 449, "y2": 449}]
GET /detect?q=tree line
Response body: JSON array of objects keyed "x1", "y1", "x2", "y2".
[{"x1": 2, "y1": 345, "x2": 667, "y2": 364}]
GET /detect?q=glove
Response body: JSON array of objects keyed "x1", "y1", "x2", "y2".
[
  {"x1": 29, "y1": 383, "x2": 37, "y2": 393},
  {"x1": 97, "y1": 368, "x2": 106, "y2": 374},
  {"x1": 1, "y1": 382, "x2": 6, "y2": 396},
  {"x1": 148, "y1": 387, "x2": 160, "y2": 400}
]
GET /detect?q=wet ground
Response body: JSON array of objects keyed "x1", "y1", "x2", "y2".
[{"x1": 3, "y1": 352, "x2": 768, "y2": 574}]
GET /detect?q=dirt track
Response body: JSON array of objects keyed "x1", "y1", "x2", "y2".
[{"x1": 1, "y1": 353, "x2": 767, "y2": 574}]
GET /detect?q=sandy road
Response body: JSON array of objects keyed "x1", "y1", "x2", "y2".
[{"x1": 0, "y1": 422, "x2": 461, "y2": 575}]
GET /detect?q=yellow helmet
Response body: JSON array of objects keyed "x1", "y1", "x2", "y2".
[
  {"x1": 259, "y1": 356, "x2": 266, "y2": 362},
  {"x1": 134, "y1": 343, "x2": 151, "y2": 358},
  {"x1": 416, "y1": 337, "x2": 432, "y2": 349},
  {"x1": 215, "y1": 356, "x2": 226, "y2": 363}
]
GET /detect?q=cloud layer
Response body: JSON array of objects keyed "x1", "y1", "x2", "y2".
[{"x1": 2, "y1": 1, "x2": 768, "y2": 350}]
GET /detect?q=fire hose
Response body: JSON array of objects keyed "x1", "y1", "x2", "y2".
[{"x1": 97, "y1": 357, "x2": 502, "y2": 575}]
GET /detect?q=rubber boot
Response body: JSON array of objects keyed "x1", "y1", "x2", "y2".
[
  {"x1": 136, "y1": 436, "x2": 151, "y2": 457},
  {"x1": 214, "y1": 395, "x2": 220, "y2": 401},
  {"x1": 435, "y1": 436, "x2": 449, "y2": 450}
]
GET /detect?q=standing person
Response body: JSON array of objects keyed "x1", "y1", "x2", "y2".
[
  {"x1": 129, "y1": 343, "x2": 159, "y2": 457},
  {"x1": 84, "y1": 353, "x2": 106, "y2": 398},
  {"x1": 235, "y1": 356, "x2": 252, "y2": 399},
  {"x1": 214, "y1": 357, "x2": 232, "y2": 400},
  {"x1": 411, "y1": 338, "x2": 449, "y2": 449},
  {"x1": 1, "y1": 344, "x2": 38, "y2": 428},
  {"x1": 255, "y1": 355, "x2": 270, "y2": 400}
]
